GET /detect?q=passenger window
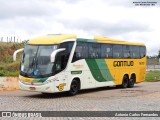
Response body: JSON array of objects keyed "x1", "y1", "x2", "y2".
[
  {"x1": 113, "y1": 45, "x2": 123, "y2": 58},
  {"x1": 75, "y1": 45, "x2": 83, "y2": 59},
  {"x1": 101, "y1": 44, "x2": 113, "y2": 58},
  {"x1": 123, "y1": 45, "x2": 131, "y2": 58},
  {"x1": 89, "y1": 43, "x2": 100, "y2": 58},
  {"x1": 82, "y1": 42, "x2": 88, "y2": 58},
  {"x1": 132, "y1": 46, "x2": 140, "y2": 58},
  {"x1": 140, "y1": 46, "x2": 146, "y2": 58},
  {"x1": 72, "y1": 42, "x2": 88, "y2": 62}
]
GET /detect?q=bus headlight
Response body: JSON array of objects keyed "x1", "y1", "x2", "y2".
[{"x1": 43, "y1": 79, "x2": 55, "y2": 84}]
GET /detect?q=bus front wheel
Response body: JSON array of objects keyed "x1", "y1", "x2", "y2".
[{"x1": 68, "y1": 80, "x2": 80, "y2": 96}]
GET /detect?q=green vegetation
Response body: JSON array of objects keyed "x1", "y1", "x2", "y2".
[
  {"x1": 0, "y1": 42, "x2": 24, "y2": 76},
  {"x1": 0, "y1": 71, "x2": 19, "y2": 76},
  {"x1": 145, "y1": 70, "x2": 160, "y2": 82},
  {"x1": 147, "y1": 57, "x2": 159, "y2": 65}
]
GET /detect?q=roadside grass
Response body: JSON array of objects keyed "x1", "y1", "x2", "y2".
[
  {"x1": 0, "y1": 42, "x2": 23, "y2": 76},
  {"x1": 0, "y1": 71, "x2": 19, "y2": 76},
  {"x1": 145, "y1": 70, "x2": 160, "y2": 82},
  {"x1": 0, "y1": 61, "x2": 20, "y2": 76}
]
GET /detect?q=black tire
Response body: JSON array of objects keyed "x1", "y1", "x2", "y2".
[
  {"x1": 68, "y1": 80, "x2": 79, "y2": 96},
  {"x1": 121, "y1": 75, "x2": 128, "y2": 88},
  {"x1": 128, "y1": 76, "x2": 135, "y2": 88}
]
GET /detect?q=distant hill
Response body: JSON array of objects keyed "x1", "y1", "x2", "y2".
[{"x1": 0, "y1": 42, "x2": 24, "y2": 76}]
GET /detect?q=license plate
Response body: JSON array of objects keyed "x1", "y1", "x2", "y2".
[{"x1": 29, "y1": 87, "x2": 36, "y2": 90}]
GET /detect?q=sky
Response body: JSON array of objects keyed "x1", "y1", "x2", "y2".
[{"x1": 0, "y1": 0, "x2": 160, "y2": 56}]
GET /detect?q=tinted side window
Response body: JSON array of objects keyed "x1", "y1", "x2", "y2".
[
  {"x1": 54, "y1": 42, "x2": 74, "y2": 73},
  {"x1": 113, "y1": 45, "x2": 123, "y2": 58},
  {"x1": 132, "y1": 46, "x2": 140, "y2": 58},
  {"x1": 59, "y1": 42, "x2": 74, "y2": 53},
  {"x1": 88, "y1": 43, "x2": 100, "y2": 58},
  {"x1": 82, "y1": 42, "x2": 88, "y2": 58},
  {"x1": 140, "y1": 46, "x2": 146, "y2": 58},
  {"x1": 101, "y1": 44, "x2": 113, "y2": 58},
  {"x1": 123, "y1": 45, "x2": 132, "y2": 58},
  {"x1": 72, "y1": 42, "x2": 88, "y2": 62}
]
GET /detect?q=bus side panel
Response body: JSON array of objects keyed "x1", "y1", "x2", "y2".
[
  {"x1": 53, "y1": 72, "x2": 69, "y2": 92},
  {"x1": 105, "y1": 59, "x2": 120, "y2": 85},
  {"x1": 66, "y1": 57, "x2": 146, "y2": 90},
  {"x1": 67, "y1": 59, "x2": 96, "y2": 89},
  {"x1": 85, "y1": 59, "x2": 115, "y2": 87},
  {"x1": 68, "y1": 59, "x2": 116, "y2": 89},
  {"x1": 106, "y1": 59, "x2": 133, "y2": 85},
  {"x1": 135, "y1": 57, "x2": 146, "y2": 83},
  {"x1": 105, "y1": 58, "x2": 146, "y2": 85}
]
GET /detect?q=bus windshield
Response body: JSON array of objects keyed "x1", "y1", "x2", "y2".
[{"x1": 20, "y1": 44, "x2": 58, "y2": 77}]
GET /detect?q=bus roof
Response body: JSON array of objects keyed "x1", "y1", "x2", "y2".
[
  {"x1": 27, "y1": 34, "x2": 145, "y2": 46},
  {"x1": 94, "y1": 36, "x2": 145, "y2": 46},
  {"x1": 28, "y1": 34, "x2": 77, "y2": 44}
]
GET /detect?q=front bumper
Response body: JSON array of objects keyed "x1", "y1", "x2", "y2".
[{"x1": 19, "y1": 80, "x2": 55, "y2": 93}]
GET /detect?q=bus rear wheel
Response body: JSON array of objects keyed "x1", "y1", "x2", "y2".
[
  {"x1": 68, "y1": 80, "x2": 79, "y2": 96},
  {"x1": 128, "y1": 76, "x2": 135, "y2": 88},
  {"x1": 121, "y1": 75, "x2": 128, "y2": 88}
]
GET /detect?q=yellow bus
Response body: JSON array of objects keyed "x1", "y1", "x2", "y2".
[{"x1": 13, "y1": 34, "x2": 146, "y2": 95}]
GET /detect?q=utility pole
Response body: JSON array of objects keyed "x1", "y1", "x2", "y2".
[
  {"x1": 10, "y1": 36, "x2": 12, "y2": 42},
  {"x1": 14, "y1": 36, "x2": 15, "y2": 43}
]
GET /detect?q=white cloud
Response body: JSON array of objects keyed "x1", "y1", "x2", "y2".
[
  {"x1": 0, "y1": 0, "x2": 60, "y2": 19},
  {"x1": 0, "y1": 0, "x2": 159, "y2": 56}
]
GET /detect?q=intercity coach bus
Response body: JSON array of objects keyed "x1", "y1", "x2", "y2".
[{"x1": 13, "y1": 34, "x2": 146, "y2": 95}]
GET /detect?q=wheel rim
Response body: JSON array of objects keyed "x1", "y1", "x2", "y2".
[
  {"x1": 129, "y1": 78, "x2": 135, "y2": 86},
  {"x1": 123, "y1": 76, "x2": 128, "y2": 87}
]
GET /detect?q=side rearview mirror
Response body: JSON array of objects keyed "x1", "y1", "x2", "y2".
[
  {"x1": 13, "y1": 48, "x2": 24, "y2": 61},
  {"x1": 50, "y1": 48, "x2": 66, "y2": 62}
]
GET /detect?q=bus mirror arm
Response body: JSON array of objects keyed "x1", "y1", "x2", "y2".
[
  {"x1": 50, "y1": 48, "x2": 66, "y2": 63},
  {"x1": 13, "y1": 48, "x2": 24, "y2": 61}
]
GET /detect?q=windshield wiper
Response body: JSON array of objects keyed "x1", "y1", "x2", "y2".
[
  {"x1": 25, "y1": 57, "x2": 36, "y2": 75},
  {"x1": 31, "y1": 57, "x2": 36, "y2": 67}
]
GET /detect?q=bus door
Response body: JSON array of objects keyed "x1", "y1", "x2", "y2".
[{"x1": 53, "y1": 42, "x2": 74, "y2": 92}]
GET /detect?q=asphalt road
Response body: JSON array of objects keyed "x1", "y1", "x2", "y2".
[{"x1": 0, "y1": 82, "x2": 160, "y2": 119}]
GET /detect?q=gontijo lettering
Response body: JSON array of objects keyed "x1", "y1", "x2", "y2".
[{"x1": 113, "y1": 61, "x2": 134, "y2": 67}]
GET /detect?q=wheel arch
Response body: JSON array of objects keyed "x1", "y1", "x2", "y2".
[
  {"x1": 119, "y1": 73, "x2": 129, "y2": 85},
  {"x1": 124, "y1": 74, "x2": 129, "y2": 79},
  {"x1": 71, "y1": 77, "x2": 81, "y2": 90},
  {"x1": 68, "y1": 77, "x2": 81, "y2": 96}
]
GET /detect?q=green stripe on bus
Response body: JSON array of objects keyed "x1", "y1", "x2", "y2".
[
  {"x1": 85, "y1": 59, "x2": 114, "y2": 82},
  {"x1": 95, "y1": 59, "x2": 114, "y2": 81},
  {"x1": 32, "y1": 77, "x2": 48, "y2": 82},
  {"x1": 86, "y1": 59, "x2": 104, "y2": 82}
]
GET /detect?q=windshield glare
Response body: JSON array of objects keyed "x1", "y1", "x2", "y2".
[{"x1": 21, "y1": 44, "x2": 58, "y2": 77}]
